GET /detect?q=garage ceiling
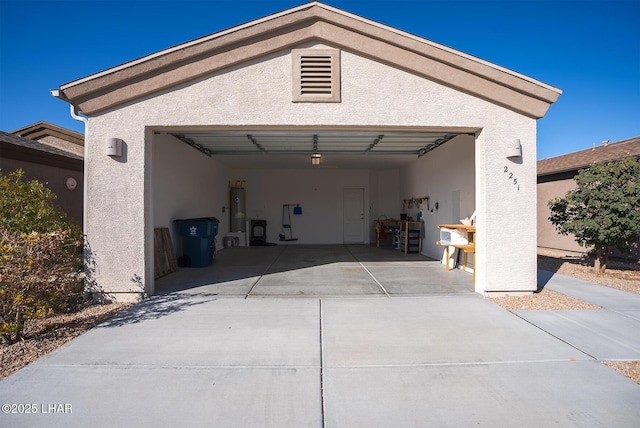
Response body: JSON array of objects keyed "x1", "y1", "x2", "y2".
[{"x1": 169, "y1": 130, "x2": 465, "y2": 169}]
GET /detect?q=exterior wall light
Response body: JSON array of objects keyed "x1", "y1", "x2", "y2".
[
  {"x1": 311, "y1": 153, "x2": 321, "y2": 165},
  {"x1": 506, "y1": 139, "x2": 522, "y2": 159},
  {"x1": 106, "y1": 138, "x2": 123, "y2": 157}
]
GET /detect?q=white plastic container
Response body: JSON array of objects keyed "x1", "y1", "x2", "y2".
[{"x1": 439, "y1": 227, "x2": 469, "y2": 246}]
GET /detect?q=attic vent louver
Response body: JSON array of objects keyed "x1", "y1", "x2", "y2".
[
  {"x1": 292, "y1": 48, "x2": 341, "y2": 103},
  {"x1": 301, "y1": 56, "x2": 332, "y2": 95}
]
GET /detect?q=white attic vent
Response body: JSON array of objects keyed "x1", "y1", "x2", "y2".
[{"x1": 292, "y1": 48, "x2": 341, "y2": 102}]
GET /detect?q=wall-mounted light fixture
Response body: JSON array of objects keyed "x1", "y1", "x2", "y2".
[
  {"x1": 311, "y1": 153, "x2": 321, "y2": 165},
  {"x1": 506, "y1": 139, "x2": 522, "y2": 159},
  {"x1": 106, "y1": 138, "x2": 123, "y2": 157}
]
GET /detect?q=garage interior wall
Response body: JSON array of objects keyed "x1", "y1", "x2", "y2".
[
  {"x1": 229, "y1": 168, "x2": 370, "y2": 244},
  {"x1": 400, "y1": 134, "x2": 476, "y2": 261},
  {"x1": 153, "y1": 133, "x2": 474, "y2": 254},
  {"x1": 369, "y1": 169, "x2": 401, "y2": 242},
  {"x1": 152, "y1": 133, "x2": 229, "y2": 256}
]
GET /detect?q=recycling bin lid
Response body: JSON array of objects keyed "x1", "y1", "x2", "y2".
[{"x1": 175, "y1": 217, "x2": 220, "y2": 223}]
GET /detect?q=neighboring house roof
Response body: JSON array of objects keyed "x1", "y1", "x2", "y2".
[
  {"x1": 12, "y1": 121, "x2": 84, "y2": 147},
  {"x1": 538, "y1": 136, "x2": 640, "y2": 177},
  {"x1": 12, "y1": 121, "x2": 84, "y2": 158},
  {"x1": 53, "y1": 1, "x2": 561, "y2": 119},
  {"x1": 0, "y1": 130, "x2": 83, "y2": 172}
]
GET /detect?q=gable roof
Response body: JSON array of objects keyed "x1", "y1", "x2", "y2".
[
  {"x1": 0, "y1": 130, "x2": 83, "y2": 172},
  {"x1": 53, "y1": 2, "x2": 561, "y2": 119},
  {"x1": 538, "y1": 136, "x2": 640, "y2": 177},
  {"x1": 12, "y1": 121, "x2": 84, "y2": 147}
]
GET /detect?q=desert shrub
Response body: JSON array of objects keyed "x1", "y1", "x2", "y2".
[
  {"x1": 0, "y1": 169, "x2": 77, "y2": 234},
  {"x1": 0, "y1": 169, "x2": 84, "y2": 343}
]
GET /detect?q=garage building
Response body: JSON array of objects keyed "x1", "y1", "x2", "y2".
[{"x1": 52, "y1": 2, "x2": 561, "y2": 301}]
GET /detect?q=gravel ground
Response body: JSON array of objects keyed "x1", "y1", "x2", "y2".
[
  {"x1": 1, "y1": 303, "x2": 131, "y2": 380},
  {"x1": 2, "y1": 251, "x2": 639, "y2": 383}
]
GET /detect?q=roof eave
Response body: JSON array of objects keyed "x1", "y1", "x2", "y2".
[{"x1": 56, "y1": 1, "x2": 561, "y2": 119}]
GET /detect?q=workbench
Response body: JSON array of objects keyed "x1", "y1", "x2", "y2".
[
  {"x1": 374, "y1": 219, "x2": 423, "y2": 255},
  {"x1": 436, "y1": 223, "x2": 476, "y2": 282}
]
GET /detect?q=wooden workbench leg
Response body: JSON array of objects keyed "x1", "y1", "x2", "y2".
[
  {"x1": 445, "y1": 246, "x2": 450, "y2": 271},
  {"x1": 473, "y1": 252, "x2": 476, "y2": 283},
  {"x1": 404, "y1": 225, "x2": 408, "y2": 255}
]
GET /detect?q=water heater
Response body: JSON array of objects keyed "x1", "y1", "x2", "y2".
[{"x1": 230, "y1": 187, "x2": 246, "y2": 232}]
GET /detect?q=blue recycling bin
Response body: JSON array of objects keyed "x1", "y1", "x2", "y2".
[{"x1": 174, "y1": 217, "x2": 220, "y2": 267}]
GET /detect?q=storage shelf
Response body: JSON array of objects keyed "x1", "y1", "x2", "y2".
[{"x1": 374, "y1": 219, "x2": 422, "y2": 255}]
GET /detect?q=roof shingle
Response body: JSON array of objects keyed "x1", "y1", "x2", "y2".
[
  {"x1": 538, "y1": 136, "x2": 640, "y2": 176},
  {"x1": 0, "y1": 130, "x2": 83, "y2": 161}
]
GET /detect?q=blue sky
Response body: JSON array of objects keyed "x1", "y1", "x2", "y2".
[{"x1": 1, "y1": 0, "x2": 638, "y2": 160}]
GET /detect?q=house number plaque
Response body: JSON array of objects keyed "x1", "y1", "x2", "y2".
[{"x1": 503, "y1": 166, "x2": 520, "y2": 190}]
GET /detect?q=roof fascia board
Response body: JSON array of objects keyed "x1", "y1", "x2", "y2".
[
  {"x1": 12, "y1": 121, "x2": 84, "y2": 146},
  {"x1": 60, "y1": 2, "x2": 320, "y2": 91},
  {"x1": 316, "y1": 2, "x2": 561, "y2": 95},
  {"x1": 59, "y1": 2, "x2": 561, "y2": 118}
]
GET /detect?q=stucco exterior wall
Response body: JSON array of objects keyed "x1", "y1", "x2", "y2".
[
  {"x1": 538, "y1": 178, "x2": 583, "y2": 253},
  {"x1": 85, "y1": 47, "x2": 538, "y2": 299},
  {"x1": 475, "y1": 121, "x2": 537, "y2": 293}
]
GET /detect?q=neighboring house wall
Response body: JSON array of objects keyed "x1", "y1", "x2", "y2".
[
  {"x1": 1, "y1": 130, "x2": 84, "y2": 226},
  {"x1": 84, "y1": 47, "x2": 539, "y2": 300},
  {"x1": 537, "y1": 137, "x2": 640, "y2": 259},
  {"x1": 537, "y1": 177, "x2": 583, "y2": 253},
  {"x1": 0, "y1": 157, "x2": 83, "y2": 225}
]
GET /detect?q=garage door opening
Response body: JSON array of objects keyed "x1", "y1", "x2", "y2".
[{"x1": 151, "y1": 127, "x2": 476, "y2": 296}]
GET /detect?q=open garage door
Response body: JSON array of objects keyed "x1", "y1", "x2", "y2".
[{"x1": 152, "y1": 126, "x2": 476, "y2": 256}]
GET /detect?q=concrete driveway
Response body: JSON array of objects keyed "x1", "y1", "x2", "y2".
[{"x1": 1, "y1": 246, "x2": 639, "y2": 427}]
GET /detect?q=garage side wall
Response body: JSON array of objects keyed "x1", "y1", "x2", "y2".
[
  {"x1": 400, "y1": 134, "x2": 476, "y2": 260},
  {"x1": 82, "y1": 121, "x2": 149, "y2": 301},
  {"x1": 152, "y1": 133, "x2": 229, "y2": 257},
  {"x1": 475, "y1": 121, "x2": 537, "y2": 293},
  {"x1": 85, "y1": 48, "x2": 538, "y2": 299}
]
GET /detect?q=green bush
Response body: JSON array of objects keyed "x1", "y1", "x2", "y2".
[
  {"x1": 0, "y1": 169, "x2": 84, "y2": 343},
  {"x1": 0, "y1": 169, "x2": 78, "y2": 234},
  {"x1": 548, "y1": 156, "x2": 640, "y2": 272}
]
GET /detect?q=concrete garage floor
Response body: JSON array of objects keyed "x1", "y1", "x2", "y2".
[
  {"x1": 2, "y1": 246, "x2": 639, "y2": 427},
  {"x1": 156, "y1": 244, "x2": 474, "y2": 297}
]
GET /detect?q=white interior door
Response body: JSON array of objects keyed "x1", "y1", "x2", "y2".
[{"x1": 343, "y1": 188, "x2": 364, "y2": 243}]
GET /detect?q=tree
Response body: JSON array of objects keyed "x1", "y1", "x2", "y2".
[
  {"x1": 548, "y1": 156, "x2": 640, "y2": 272},
  {"x1": 0, "y1": 169, "x2": 84, "y2": 343}
]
